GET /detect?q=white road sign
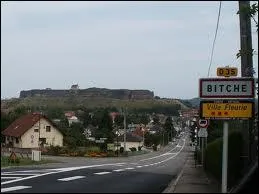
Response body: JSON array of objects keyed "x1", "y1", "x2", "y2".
[
  {"x1": 199, "y1": 78, "x2": 254, "y2": 98},
  {"x1": 198, "y1": 128, "x2": 208, "y2": 138},
  {"x1": 198, "y1": 119, "x2": 209, "y2": 128}
]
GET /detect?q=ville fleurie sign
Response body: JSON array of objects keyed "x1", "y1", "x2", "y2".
[
  {"x1": 200, "y1": 100, "x2": 254, "y2": 119},
  {"x1": 199, "y1": 78, "x2": 255, "y2": 98}
]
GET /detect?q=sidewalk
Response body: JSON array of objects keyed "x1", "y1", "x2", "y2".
[{"x1": 163, "y1": 147, "x2": 220, "y2": 193}]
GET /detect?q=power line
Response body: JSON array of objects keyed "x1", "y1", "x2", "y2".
[{"x1": 207, "y1": 1, "x2": 222, "y2": 77}]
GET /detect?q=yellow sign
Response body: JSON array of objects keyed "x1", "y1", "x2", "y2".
[
  {"x1": 200, "y1": 102, "x2": 254, "y2": 119},
  {"x1": 217, "y1": 67, "x2": 238, "y2": 77}
]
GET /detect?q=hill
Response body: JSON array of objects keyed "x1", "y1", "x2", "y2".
[{"x1": 1, "y1": 96, "x2": 190, "y2": 115}]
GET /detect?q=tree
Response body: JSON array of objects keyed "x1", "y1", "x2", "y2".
[
  {"x1": 95, "y1": 108, "x2": 114, "y2": 143},
  {"x1": 163, "y1": 116, "x2": 176, "y2": 140}
]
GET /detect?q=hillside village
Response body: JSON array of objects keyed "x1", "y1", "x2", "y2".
[{"x1": 1, "y1": 85, "x2": 199, "y2": 156}]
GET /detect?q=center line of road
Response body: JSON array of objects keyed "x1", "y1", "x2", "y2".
[
  {"x1": 94, "y1": 172, "x2": 111, "y2": 175},
  {"x1": 1, "y1": 186, "x2": 32, "y2": 193},
  {"x1": 58, "y1": 176, "x2": 85, "y2": 181},
  {"x1": 125, "y1": 167, "x2": 134, "y2": 170},
  {"x1": 113, "y1": 169, "x2": 125, "y2": 172}
]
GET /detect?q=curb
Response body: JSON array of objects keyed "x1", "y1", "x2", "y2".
[{"x1": 162, "y1": 156, "x2": 189, "y2": 193}]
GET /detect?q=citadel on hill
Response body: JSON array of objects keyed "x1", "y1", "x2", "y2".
[{"x1": 19, "y1": 84, "x2": 155, "y2": 100}]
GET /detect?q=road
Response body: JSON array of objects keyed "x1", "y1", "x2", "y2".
[{"x1": 1, "y1": 134, "x2": 189, "y2": 193}]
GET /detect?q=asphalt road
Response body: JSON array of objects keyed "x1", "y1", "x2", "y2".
[{"x1": 1, "y1": 134, "x2": 189, "y2": 193}]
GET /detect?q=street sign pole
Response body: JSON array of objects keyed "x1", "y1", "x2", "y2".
[
  {"x1": 201, "y1": 137, "x2": 204, "y2": 166},
  {"x1": 222, "y1": 121, "x2": 228, "y2": 193}
]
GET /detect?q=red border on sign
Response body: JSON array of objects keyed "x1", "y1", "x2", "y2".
[
  {"x1": 198, "y1": 119, "x2": 209, "y2": 128},
  {"x1": 199, "y1": 78, "x2": 255, "y2": 98}
]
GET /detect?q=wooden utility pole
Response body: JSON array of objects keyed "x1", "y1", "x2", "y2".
[
  {"x1": 238, "y1": 1, "x2": 255, "y2": 167},
  {"x1": 239, "y1": 1, "x2": 254, "y2": 77}
]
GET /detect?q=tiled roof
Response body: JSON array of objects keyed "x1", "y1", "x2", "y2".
[{"x1": 2, "y1": 113, "x2": 57, "y2": 138}]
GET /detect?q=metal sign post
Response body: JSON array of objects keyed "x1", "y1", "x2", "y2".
[
  {"x1": 222, "y1": 121, "x2": 228, "y2": 193},
  {"x1": 201, "y1": 137, "x2": 204, "y2": 165}
]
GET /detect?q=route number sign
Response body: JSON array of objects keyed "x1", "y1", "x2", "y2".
[{"x1": 217, "y1": 67, "x2": 237, "y2": 77}]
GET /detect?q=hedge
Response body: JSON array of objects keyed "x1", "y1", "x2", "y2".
[{"x1": 203, "y1": 130, "x2": 244, "y2": 188}]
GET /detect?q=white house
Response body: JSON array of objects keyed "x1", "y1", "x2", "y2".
[
  {"x1": 114, "y1": 132, "x2": 143, "y2": 151},
  {"x1": 2, "y1": 113, "x2": 63, "y2": 148}
]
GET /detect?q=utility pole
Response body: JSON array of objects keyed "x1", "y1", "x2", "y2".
[
  {"x1": 238, "y1": 1, "x2": 255, "y2": 168},
  {"x1": 123, "y1": 107, "x2": 127, "y2": 152},
  {"x1": 239, "y1": 1, "x2": 254, "y2": 77}
]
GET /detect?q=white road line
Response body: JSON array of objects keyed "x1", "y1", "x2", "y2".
[
  {"x1": 1, "y1": 177, "x2": 22, "y2": 179},
  {"x1": 125, "y1": 167, "x2": 134, "y2": 170},
  {"x1": 1, "y1": 163, "x2": 125, "y2": 185},
  {"x1": 1, "y1": 173, "x2": 39, "y2": 176},
  {"x1": 58, "y1": 176, "x2": 85, "y2": 181},
  {"x1": 113, "y1": 169, "x2": 125, "y2": 172},
  {"x1": 2, "y1": 170, "x2": 52, "y2": 174},
  {"x1": 144, "y1": 165, "x2": 149, "y2": 167},
  {"x1": 1, "y1": 186, "x2": 32, "y2": 193},
  {"x1": 94, "y1": 172, "x2": 111, "y2": 175},
  {"x1": 136, "y1": 166, "x2": 143, "y2": 168}
]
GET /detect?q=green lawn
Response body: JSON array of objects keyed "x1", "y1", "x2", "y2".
[{"x1": 1, "y1": 156, "x2": 60, "y2": 167}]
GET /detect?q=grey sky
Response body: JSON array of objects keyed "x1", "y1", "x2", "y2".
[{"x1": 1, "y1": 1, "x2": 258, "y2": 99}]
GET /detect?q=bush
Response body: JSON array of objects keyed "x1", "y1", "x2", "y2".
[
  {"x1": 119, "y1": 147, "x2": 124, "y2": 153},
  {"x1": 138, "y1": 146, "x2": 142, "y2": 151},
  {"x1": 129, "y1": 147, "x2": 137, "y2": 152},
  {"x1": 8, "y1": 157, "x2": 20, "y2": 164},
  {"x1": 47, "y1": 145, "x2": 62, "y2": 156},
  {"x1": 85, "y1": 146, "x2": 101, "y2": 153},
  {"x1": 115, "y1": 150, "x2": 119, "y2": 156},
  {"x1": 152, "y1": 145, "x2": 157, "y2": 151}
]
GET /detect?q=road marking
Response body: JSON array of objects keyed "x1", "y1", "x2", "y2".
[
  {"x1": 113, "y1": 169, "x2": 125, "y2": 172},
  {"x1": 94, "y1": 172, "x2": 111, "y2": 175},
  {"x1": 1, "y1": 163, "x2": 125, "y2": 185},
  {"x1": 162, "y1": 153, "x2": 175, "y2": 156},
  {"x1": 1, "y1": 186, "x2": 32, "y2": 193},
  {"x1": 1, "y1": 177, "x2": 22, "y2": 179},
  {"x1": 125, "y1": 167, "x2": 134, "y2": 170},
  {"x1": 136, "y1": 166, "x2": 143, "y2": 168},
  {"x1": 140, "y1": 144, "x2": 179, "y2": 162},
  {"x1": 2, "y1": 170, "x2": 52, "y2": 174},
  {"x1": 1, "y1": 173, "x2": 39, "y2": 176},
  {"x1": 144, "y1": 165, "x2": 149, "y2": 167},
  {"x1": 58, "y1": 176, "x2": 85, "y2": 181}
]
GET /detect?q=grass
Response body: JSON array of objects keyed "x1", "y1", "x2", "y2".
[{"x1": 1, "y1": 156, "x2": 60, "y2": 168}]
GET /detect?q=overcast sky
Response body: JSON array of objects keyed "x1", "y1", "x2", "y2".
[{"x1": 1, "y1": 1, "x2": 258, "y2": 99}]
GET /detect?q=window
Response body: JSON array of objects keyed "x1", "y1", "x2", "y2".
[
  {"x1": 39, "y1": 138, "x2": 46, "y2": 145},
  {"x1": 16, "y1": 138, "x2": 19, "y2": 144},
  {"x1": 34, "y1": 128, "x2": 39, "y2": 132},
  {"x1": 46, "y1": 126, "x2": 51, "y2": 132}
]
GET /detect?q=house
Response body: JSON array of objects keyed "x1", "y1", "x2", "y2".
[
  {"x1": 114, "y1": 132, "x2": 143, "y2": 151},
  {"x1": 64, "y1": 111, "x2": 80, "y2": 126},
  {"x1": 67, "y1": 116, "x2": 80, "y2": 126},
  {"x1": 2, "y1": 113, "x2": 63, "y2": 148}
]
